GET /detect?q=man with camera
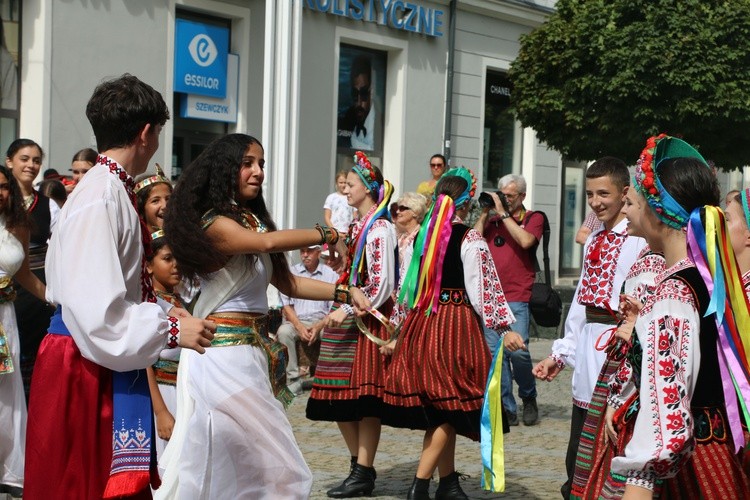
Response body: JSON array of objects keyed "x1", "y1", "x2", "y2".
[{"x1": 474, "y1": 174, "x2": 544, "y2": 426}]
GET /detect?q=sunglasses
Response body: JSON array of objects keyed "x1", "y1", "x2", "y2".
[
  {"x1": 430, "y1": 163, "x2": 444, "y2": 168},
  {"x1": 396, "y1": 205, "x2": 412, "y2": 212},
  {"x1": 351, "y1": 86, "x2": 371, "y2": 100}
]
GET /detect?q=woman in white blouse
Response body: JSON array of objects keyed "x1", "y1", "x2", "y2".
[{"x1": 0, "y1": 165, "x2": 46, "y2": 496}]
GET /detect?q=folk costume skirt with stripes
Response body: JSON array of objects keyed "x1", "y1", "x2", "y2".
[
  {"x1": 584, "y1": 401, "x2": 750, "y2": 499},
  {"x1": 382, "y1": 300, "x2": 492, "y2": 441},
  {"x1": 307, "y1": 300, "x2": 393, "y2": 422},
  {"x1": 571, "y1": 337, "x2": 629, "y2": 499}
]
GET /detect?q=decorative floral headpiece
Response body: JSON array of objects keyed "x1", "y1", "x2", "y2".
[
  {"x1": 134, "y1": 163, "x2": 170, "y2": 194},
  {"x1": 634, "y1": 134, "x2": 709, "y2": 229},
  {"x1": 352, "y1": 151, "x2": 379, "y2": 191}
]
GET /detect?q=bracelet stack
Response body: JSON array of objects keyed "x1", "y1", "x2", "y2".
[
  {"x1": 334, "y1": 284, "x2": 352, "y2": 304},
  {"x1": 315, "y1": 223, "x2": 340, "y2": 246}
]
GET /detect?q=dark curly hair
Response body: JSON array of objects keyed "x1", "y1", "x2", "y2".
[
  {"x1": 164, "y1": 134, "x2": 292, "y2": 292},
  {"x1": 0, "y1": 165, "x2": 28, "y2": 232}
]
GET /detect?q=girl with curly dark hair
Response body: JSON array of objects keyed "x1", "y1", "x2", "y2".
[
  {"x1": 158, "y1": 133, "x2": 367, "y2": 498},
  {"x1": 0, "y1": 165, "x2": 46, "y2": 495}
]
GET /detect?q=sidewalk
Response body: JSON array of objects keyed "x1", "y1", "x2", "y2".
[{"x1": 287, "y1": 338, "x2": 572, "y2": 499}]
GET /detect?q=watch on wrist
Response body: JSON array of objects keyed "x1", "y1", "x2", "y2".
[{"x1": 499, "y1": 212, "x2": 511, "y2": 220}]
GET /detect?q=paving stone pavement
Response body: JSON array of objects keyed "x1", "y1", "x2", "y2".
[{"x1": 287, "y1": 338, "x2": 572, "y2": 499}]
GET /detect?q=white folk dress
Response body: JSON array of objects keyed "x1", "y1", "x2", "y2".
[
  {"x1": 0, "y1": 216, "x2": 25, "y2": 491},
  {"x1": 157, "y1": 254, "x2": 312, "y2": 499}
]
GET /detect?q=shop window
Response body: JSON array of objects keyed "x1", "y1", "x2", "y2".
[
  {"x1": 482, "y1": 70, "x2": 519, "y2": 189},
  {"x1": 335, "y1": 44, "x2": 387, "y2": 174},
  {"x1": 0, "y1": 0, "x2": 20, "y2": 149},
  {"x1": 171, "y1": 9, "x2": 231, "y2": 180},
  {"x1": 559, "y1": 159, "x2": 587, "y2": 276}
]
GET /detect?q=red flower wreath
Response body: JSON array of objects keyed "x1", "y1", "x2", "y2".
[
  {"x1": 637, "y1": 133, "x2": 668, "y2": 197},
  {"x1": 353, "y1": 151, "x2": 375, "y2": 184}
]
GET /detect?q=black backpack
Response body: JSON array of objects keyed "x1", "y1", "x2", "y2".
[{"x1": 528, "y1": 211, "x2": 563, "y2": 328}]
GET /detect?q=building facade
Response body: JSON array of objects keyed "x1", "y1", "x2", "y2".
[{"x1": 13, "y1": 0, "x2": 740, "y2": 282}]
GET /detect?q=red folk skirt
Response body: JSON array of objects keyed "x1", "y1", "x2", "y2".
[
  {"x1": 583, "y1": 399, "x2": 750, "y2": 499},
  {"x1": 382, "y1": 300, "x2": 491, "y2": 441},
  {"x1": 306, "y1": 301, "x2": 393, "y2": 422},
  {"x1": 24, "y1": 334, "x2": 150, "y2": 500}
]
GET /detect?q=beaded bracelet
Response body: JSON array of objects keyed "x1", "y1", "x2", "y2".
[
  {"x1": 315, "y1": 223, "x2": 340, "y2": 246},
  {"x1": 334, "y1": 284, "x2": 352, "y2": 304}
]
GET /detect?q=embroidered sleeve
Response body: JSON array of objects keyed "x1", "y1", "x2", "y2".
[
  {"x1": 165, "y1": 316, "x2": 181, "y2": 349},
  {"x1": 362, "y1": 220, "x2": 397, "y2": 309},
  {"x1": 623, "y1": 250, "x2": 665, "y2": 304},
  {"x1": 607, "y1": 357, "x2": 636, "y2": 410},
  {"x1": 610, "y1": 278, "x2": 700, "y2": 490},
  {"x1": 462, "y1": 228, "x2": 515, "y2": 331}
]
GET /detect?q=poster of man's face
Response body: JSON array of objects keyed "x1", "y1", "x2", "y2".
[{"x1": 337, "y1": 44, "x2": 386, "y2": 153}]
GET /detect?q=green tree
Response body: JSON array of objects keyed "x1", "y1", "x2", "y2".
[{"x1": 510, "y1": 0, "x2": 750, "y2": 169}]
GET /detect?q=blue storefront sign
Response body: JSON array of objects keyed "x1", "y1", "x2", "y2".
[
  {"x1": 181, "y1": 54, "x2": 239, "y2": 123},
  {"x1": 174, "y1": 19, "x2": 229, "y2": 98}
]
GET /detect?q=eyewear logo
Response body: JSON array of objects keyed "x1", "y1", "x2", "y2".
[{"x1": 188, "y1": 34, "x2": 218, "y2": 67}]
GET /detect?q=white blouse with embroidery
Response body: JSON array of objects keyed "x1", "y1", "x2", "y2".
[
  {"x1": 610, "y1": 259, "x2": 701, "y2": 491},
  {"x1": 462, "y1": 225, "x2": 515, "y2": 332},
  {"x1": 607, "y1": 248, "x2": 666, "y2": 410}
]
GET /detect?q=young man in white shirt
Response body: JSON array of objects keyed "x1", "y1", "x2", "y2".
[{"x1": 25, "y1": 74, "x2": 215, "y2": 500}]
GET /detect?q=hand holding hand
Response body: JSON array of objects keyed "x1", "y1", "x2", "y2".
[
  {"x1": 532, "y1": 357, "x2": 562, "y2": 382},
  {"x1": 178, "y1": 317, "x2": 216, "y2": 354}
]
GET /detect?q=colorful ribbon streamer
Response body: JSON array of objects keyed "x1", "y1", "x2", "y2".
[
  {"x1": 481, "y1": 342, "x2": 505, "y2": 492},
  {"x1": 687, "y1": 206, "x2": 750, "y2": 452}
]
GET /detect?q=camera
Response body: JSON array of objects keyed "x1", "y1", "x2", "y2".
[{"x1": 477, "y1": 191, "x2": 510, "y2": 211}]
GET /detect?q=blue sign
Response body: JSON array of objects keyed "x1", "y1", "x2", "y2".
[
  {"x1": 181, "y1": 54, "x2": 239, "y2": 123},
  {"x1": 304, "y1": 0, "x2": 445, "y2": 38},
  {"x1": 174, "y1": 19, "x2": 229, "y2": 98}
]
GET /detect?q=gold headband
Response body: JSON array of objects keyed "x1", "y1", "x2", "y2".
[{"x1": 134, "y1": 163, "x2": 170, "y2": 194}]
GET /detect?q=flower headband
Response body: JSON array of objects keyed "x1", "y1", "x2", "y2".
[
  {"x1": 352, "y1": 151, "x2": 379, "y2": 191},
  {"x1": 439, "y1": 167, "x2": 477, "y2": 206},
  {"x1": 134, "y1": 163, "x2": 170, "y2": 194},
  {"x1": 634, "y1": 134, "x2": 709, "y2": 229}
]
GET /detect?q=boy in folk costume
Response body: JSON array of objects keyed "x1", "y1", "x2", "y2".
[
  {"x1": 532, "y1": 157, "x2": 646, "y2": 498},
  {"x1": 24, "y1": 74, "x2": 215, "y2": 499}
]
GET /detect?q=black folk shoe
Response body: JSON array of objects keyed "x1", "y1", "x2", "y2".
[
  {"x1": 434, "y1": 471, "x2": 468, "y2": 500},
  {"x1": 406, "y1": 476, "x2": 432, "y2": 499},
  {"x1": 327, "y1": 463, "x2": 377, "y2": 498}
]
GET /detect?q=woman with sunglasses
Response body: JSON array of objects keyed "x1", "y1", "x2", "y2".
[{"x1": 416, "y1": 154, "x2": 447, "y2": 197}]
